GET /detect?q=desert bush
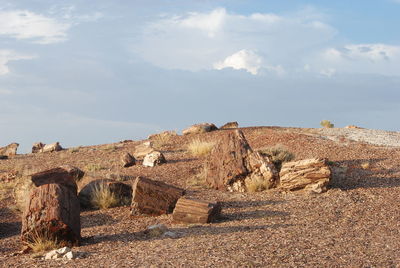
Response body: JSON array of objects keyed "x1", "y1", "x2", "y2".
[
  {"x1": 85, "y1": 163, "x2": 106, "y2": 172},
  {"x1": 258, "y1": 144, "x2": 295, "y2": 170},
  {"x1": 320, "y1": 120, "x2": 334, "y2": 128},
  {"x1": 246, "y1": 177, "x2": 270, "y2": 193},
  {"x1": 90, "y1": 183, "x2": 120, "y2": 209},
  {"x1": 99, "y1": 144, "x2": 117, "y2": 152},
  {"x1": 24, "y1": 228, "x2": 61, "y2": 253},
  {"x1": 187, "y1": 139, "x2": 215, "y2": 157},
  {"x1": 150, "y1": 131, "x2": 177, "y2": 149}
]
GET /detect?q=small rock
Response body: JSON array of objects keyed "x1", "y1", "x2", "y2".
[
  {"x1": 63, "y1": 251, "x2": 74, "y2": 260},
  {"x1": 121, "y1": 152, "x2": 136, "y2": 167},
  {"x1": 56, "y1": 247, "x2": 71, "y2": 254},
  {"x1": 143, "y1": 151, "x2": 166, "y2": 167},
  {"x1": 146, "y1": 224, "x2": 168, "y2": 237},
  {"x1": 220, "y1": 121, "x2": 239, "y2": 129},
  {"x1": 182, "y1": 123, "x2": 218, "y2": 135},
  {"x1": 41, "y1": 142, "x2": 63, "y2": 153},
  {"x1": 32, "y1": 142, "x2": 45, "y2": 153},
  {"x1": 0, "y1": 143, "x2": 19, "y2": 156},
  {"x1": 133, "y1": 141, "x2": 154, "y2": 159},
  {"x1": 44, "y1": 250, "x2": 59, "y2": 260}
]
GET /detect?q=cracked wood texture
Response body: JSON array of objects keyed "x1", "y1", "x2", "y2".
[
  {"x1": 172, "y1": 197, "x2": 221, "y2": 224},
  {"x1": 21, "y1": 168, "x2": 81, "y2": 247},
  {"x1": 131, "y1": 177, "x2": 185, "y2": 216}
]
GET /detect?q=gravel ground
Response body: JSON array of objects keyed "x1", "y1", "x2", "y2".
[{"x1": 1, "y1": 126, "x2": 400, "y2": 267}]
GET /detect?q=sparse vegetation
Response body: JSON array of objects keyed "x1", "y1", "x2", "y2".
[
  {"x1": 320, "y1": 120, "x2": 334, "y2": 128},
  {"x1": 258, "y1": 144, "x2": 295, "y2": 170},
  {"x1": 99, "y1": 144, "x2": 118, "y2": 152},
  {"x1": 90, "y1": 183, "x2": 120, "y2": 209},
  {"x1": 24, "y1": 228, "x2": 61, "y2": 253},
  {"x1": 246, "y1": 177, "x2": 270, "y2": 192},
  {"x1": 187, "y1": 139, "x2": 215, "y2": 157},
  {"x1": 150, "y1": 131, "x2": 177, "y2": 149},
  {"x1": 85, "y1": 163, "x2": 106, "y2": 172},
  {"x1": 361, "y1": 162, "x2": 370, "y2": 169}
]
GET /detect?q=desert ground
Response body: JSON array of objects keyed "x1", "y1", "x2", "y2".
[{"x1": 1, "y1": 126, "x2": 400, "y2": 267}]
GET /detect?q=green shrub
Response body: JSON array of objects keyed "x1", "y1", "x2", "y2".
[
  {"x1": 258, "y1": 144, "x2": 295, "y2": 170},
  {"x1": 320, "y1": 120, "x2": 334, "y2": 128}
]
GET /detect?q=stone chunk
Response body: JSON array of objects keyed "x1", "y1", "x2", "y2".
[
  {"x1": 204, "y1": 130, "x2": 279, "y2": 192},
  {"x1": 220, "y1": 121, "x2": 239, "y2": 129},
  {"x1": 182, "y1": 123, "x2": 218, "y2": 135},
  {"x1": 21, "y1": 168, "x2": 81, "y2": 248},
  {"x1": 121, "y1": 152, "x2": 136, "y2": 167},
  {"x1": 42, "y1": 142, "x2": 63, "y2": 153},
  {"x1": 131, "y1": 177, "x2": 185, "y2": 216},
  {"x1": 133, "y1": 141, "x2": 154, "y2": 159},
  {"x1": 143, "y1": 151, "x2": 166, "y2": 167},
  {"x1": 279, "y1": 158, "x2": 331, "y2": 193},
  {"x1": 0, "y1": 143, "x2": 19, "y2": 156},
  {"x1": 32, "y1": 142, "x2": 45, "y2": 153},
  {"x1": 172, "y1": 197, "x2": 221, "y2": 224}
]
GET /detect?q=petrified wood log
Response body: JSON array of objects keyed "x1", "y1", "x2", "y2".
[
  {"x1": 0, "y1": 142, "x2": 19, "y2": 156},
  {"x1": 279, "y1": 158, "x2": 331, "y2": 193},
  {"x1": 21, "y1": 168, "x2": 81, "y2": 248},
  {"x1": 172, "y1": 197, "x2": 221, "y2": 224},
  {"x1": 204, "y1": 130, "x2": 278, "y2": 192},
  {"x1": 131, "y1": 177, "x2": 185, "y2": 216}
]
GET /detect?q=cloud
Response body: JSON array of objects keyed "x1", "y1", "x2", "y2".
[
  {"x1": 0, "y1": 10, "x2": 71, "y2": 44},
  {"x1": 314, "y1": 43, "x2": 400, "y2": 76},
  {"x1": 0, "y1": 50, "x2": 35, "y2": 75},
  {"x1": 133, "y1": 7, "x2": 336, "y2": 74},
  {"x1": 213, "y1": 49, "x2": 262, "y2": 75}
]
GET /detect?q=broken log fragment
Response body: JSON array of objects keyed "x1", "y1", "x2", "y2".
[
  {"x1": 172, "y1": 197, "x2": 221, "y2": 224},
  {"x1": 21, "y1": 168, "x2": 81, "y2": 248},
  {"x1": 130, "y1": 177, "x2": 185, "y2": 216}
]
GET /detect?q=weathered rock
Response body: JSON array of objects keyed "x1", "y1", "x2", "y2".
[
  {"x1": 182, "y1": 123, "x2": 218, "y2": 135},
  {"x1": 21, "y1": 168, "x2": 81, "y2": 248},
  {"x1": 220, "y1": 121, "x2": 239, "y2": 129},
  {"x1": 32, "y1": 142, "x2": 45, "y2": 153},
  {"x1": 145, "y1": 224, "x2": 168, "y2": 237},
  {"x1": 345, "y1": 125, "x2": 363, "y2": 129},
  {"x1": 41, "y1": 142, "x2": 63, "y2": 153},
  {"x1": 143, "y1": 151, "x2": 166, "y2": 167},
  {"x1": 131, "y1": 177, "x2": 185, "y2": 216},
  {"x1": 279, "y1": 158, "x2": 331, "y2": 193},
  {"x1": 59, "y1": 165, "x2": 85, "y2": 182},
  {"x1": 148, "y1": 130, "x2": 178, "y2": 140},
  {"x1": 204, "y1": 130, "x2": 279, "y2": 192},
  {"x1": 0, "y1": 143, "x2": 19, "y2": 156},
  {"x1": 44, "y1": 247, "x2": 74, "y2": 260},
  {"x1": 133, "y1": 141, "x2": 154, "y2": 159},
  {"x1": 78, "y1": 179, "x2": 132, "y2": 208},
  {"x1": 121, "y1": 152, "x2": 136, "y2": 168},
  {"x1": 172, "y1": 197, "x2": 221, "y2": 224}
]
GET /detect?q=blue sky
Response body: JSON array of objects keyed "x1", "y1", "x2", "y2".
[{"x1": 0, "y1": 0, "x2": 399, "y2": 152}]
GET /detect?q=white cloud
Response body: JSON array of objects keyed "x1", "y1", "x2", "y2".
[
  {"x1": 0, "y1": 50, "x2": 35, "y2": 75},
  {"x1": 317, "y1": 43, "x2": 400, "y2": 76},
  {"x1": 0, "y1": 10, "x2": 71, "y2": 44},
  {"x1": 213, "y1": 49, "x2": 262, "y2": 75},
  {"x1": 133, "y1": 8, "x2": 336, "y2": 74}
]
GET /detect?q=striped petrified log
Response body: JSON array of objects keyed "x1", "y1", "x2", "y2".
[
  {"x1": 21, "y1": 168, "x2": 81, "y2": 248},
  {"x1": 172, "y1": 197, "x2": 221, "y2": 224},
  {"x1": 131, "y1": 177, "x2": 185, "y2": 216}
]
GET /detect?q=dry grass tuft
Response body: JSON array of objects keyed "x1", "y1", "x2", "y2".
[
  {"x1": 90, "y1": 183, "x2": 120, "y2": 209},
  {"x1": 187, "y1": 139, "x2": 215, "y2": 157},
  {"x1": 320, "y1": 120, "x2": 334, "y2": 128},
  {"x1": 258, "y1": 144, "x2": 295, "y2": 170},
  {"x1": 361, "y1": 162, "x2": 370, "y2": 169},
  {"x1": 85, "y1": 163, "x2": 106, "y2": 172},
  {"x1": 150, "y1": 131, "x2": 177, "y2": 149},
  {"x1": 246, "y1": 177, "x2": 270, "y2": 193},
  {"x1": 24, "y1": 229, "x2": 61, "y2": 253}
]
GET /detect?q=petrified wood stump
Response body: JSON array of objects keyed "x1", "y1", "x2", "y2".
[
  {"x1": 172, "y1": 197, "x2": 221, "y2": 224},
  {"x1": 131, "y1": 177, "x2": 185, "y2": 216},
  {"x1": 21, "y1": 168, "x2": 81, "y2": 248}
]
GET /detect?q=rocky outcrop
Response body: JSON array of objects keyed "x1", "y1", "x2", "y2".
[
  {"x1": 32, "y1": 142, "x2": 62, "y2": 153},
  {"x1": 278, "y1": 158, "x2": 331, "y2": 193},
  {"x1": 182, "y1": 123, "x2": 218, "y2": 135},
  {"x1": 143, "y1": 151, "x2": 166, "y2": 167},
  {"x1": 220, "y1": 121, "x2": 239, "y2": 129},
  {"x1": 204, "y1": 130, "x2": 279, "y2": 192},
  {"x1": 121, "y1": 153, "x2": 136, "y2": 167},
  {"x1": 0, "y1": 143, "x2": 19, "y2": 156},
  {"x1": 21, "y1": 168, "x2": 81, "y2": 249},
  {"x1": 131, "y1": 177, "x2": 185, "y2": 216}
]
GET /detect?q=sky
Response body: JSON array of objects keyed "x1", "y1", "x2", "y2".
[{"x1": 0, "y1": 0, "x2": 399, "y2": 152}]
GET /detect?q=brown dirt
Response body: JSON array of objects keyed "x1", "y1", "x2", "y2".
[{"x1": 1, "y1": 126, "x2": 400, "y2": 267}]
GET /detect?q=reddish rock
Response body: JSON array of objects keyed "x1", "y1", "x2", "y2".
[
  {"x1": 172, "y1": 197, "x2": 221, "y2": 224},
  {"x1": 182, "y1": 123, "x2": 218, "y2": 135},
  {"x1": 0, "y1": 143, "x2": 19, "y2": 156}
]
